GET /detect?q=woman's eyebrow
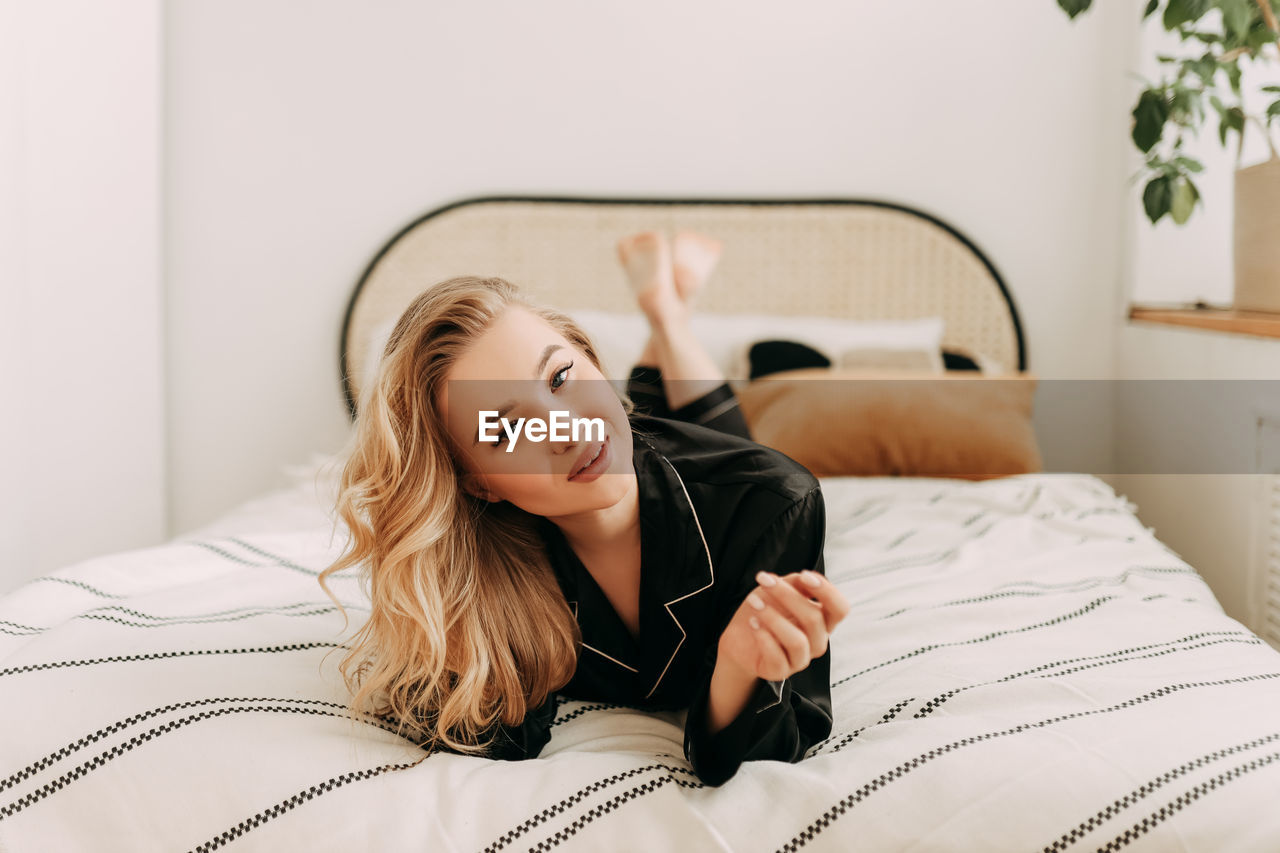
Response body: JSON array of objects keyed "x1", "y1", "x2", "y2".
[{"x1": 534, "y1": 343, "x2": 563, "y2": 377}]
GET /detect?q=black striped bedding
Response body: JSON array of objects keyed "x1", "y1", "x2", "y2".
[{"x1": 2, "y1": 467, "x2": 1278, "y2": 852}]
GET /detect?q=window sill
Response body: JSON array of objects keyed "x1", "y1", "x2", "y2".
[{"x1": 1128, "y1": 303, "x2": 1280, "y2": 342}]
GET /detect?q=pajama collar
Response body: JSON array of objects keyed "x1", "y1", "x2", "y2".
[{"x1": 540, "y1": 423, "x2": 718, "y2": 704}]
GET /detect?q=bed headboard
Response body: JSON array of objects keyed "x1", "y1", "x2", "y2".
[{"x1": 339, "y1": 196, "x2": 1026, "y2": 420}]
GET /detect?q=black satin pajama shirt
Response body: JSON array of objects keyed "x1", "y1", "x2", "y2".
[{"x1": 482, "y1": 368, "x2": 834, "y2": 787}]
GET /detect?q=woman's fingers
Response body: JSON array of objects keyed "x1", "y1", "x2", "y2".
[
  {"x1": 749, "y1": 598, "x2": 810, "y2": 675},
  {"x1": 754, "y1": 573, "x2": 829, "y2": 656},
  {"x1": 739, "y1": 568, "x2": 853, "y2": 680},
  {"x1": 747, "y1": 611, "x2": 792, "y2": 681},
  {"x1": 775, "y1": 571, "x2": 851, "y2": 634}
]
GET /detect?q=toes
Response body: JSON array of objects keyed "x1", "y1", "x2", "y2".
[
  {"x1": 671, "y1": 231, "x2": 721, "y2": 300},
  {"x1": 617, "y1": 232, "x2": 670, "y2": 268},
  {"x1": 672, "y1": 232, "x2": 722, "y2": 270},
  {"x1": 616, "y1": 232, "x2": 677, "y2": 307},
  {"x1": 674, "y1": 230, "x2": 722, "y2": 254}
]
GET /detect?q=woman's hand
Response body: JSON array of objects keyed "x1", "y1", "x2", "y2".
[{"x1": 716, "y1": 570, "x2": 851, "y2": 683}]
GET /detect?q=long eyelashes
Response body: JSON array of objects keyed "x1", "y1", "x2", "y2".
[{"x1": 551, "y1": 361, "x2": 573, "y2": 391}]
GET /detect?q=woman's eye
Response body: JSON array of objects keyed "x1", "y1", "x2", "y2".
[{"x1": 551, "y1": 361, "x2": 573, "y2": 391}]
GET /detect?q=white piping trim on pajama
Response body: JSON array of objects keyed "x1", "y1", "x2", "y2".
[
  {"x1": 692, "y1": 396, "x2": 740, "y2": 426},
  {"x1": 645, "y1": 456, "x2": 716, "y2": 700},
  {"x1": 570, "y1": 600, "x2": 640, "y2": 673},
  {"x1": 584, "y1": 644, "x2": 640, "y2": 673}
]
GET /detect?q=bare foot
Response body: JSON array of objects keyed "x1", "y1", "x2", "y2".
[
  {"x1": 617, "y1": 231, "x2": 683, "y2": 323},
  {"x1": 672, "y1": 230, "x2": 722, "y2": 305}
]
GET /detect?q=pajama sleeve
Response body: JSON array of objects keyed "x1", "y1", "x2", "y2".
[{"x1": 683, "y1": 485, "x2": 834, "y2": 787}]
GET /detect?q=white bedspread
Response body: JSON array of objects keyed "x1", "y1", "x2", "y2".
[{"x1": 3, "y1": 463, "x2": 1279, "y2": 852}]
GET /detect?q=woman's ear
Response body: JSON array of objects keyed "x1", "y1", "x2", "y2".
[{"x1": 460, "y1": 472, "x2": 498, "y2": 503}]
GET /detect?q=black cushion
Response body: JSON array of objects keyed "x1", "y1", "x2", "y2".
[
  {"x1": 748, "y1": 340, "x2": 831, "y2": 380},
  {"x1": 941, "y1": 349, "x2": 982, "y2": 371}
]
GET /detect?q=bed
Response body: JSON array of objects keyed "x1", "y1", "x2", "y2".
[{"x1": 4, "y1": 197, "x2": 1279, "y2": 852}]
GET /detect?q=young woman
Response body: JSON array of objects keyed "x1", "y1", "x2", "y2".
[{"x1": 319, "y1": 230, "x2": 850, "y2": 787}]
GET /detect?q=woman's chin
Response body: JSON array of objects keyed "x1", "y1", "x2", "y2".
[{"x1": 549, "y1": 468, "x2": 635, "y2": 517}]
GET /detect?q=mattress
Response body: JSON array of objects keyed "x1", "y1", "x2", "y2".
[{"x1": 2, "y1": 461, "x2": 1279, "y2": 852}]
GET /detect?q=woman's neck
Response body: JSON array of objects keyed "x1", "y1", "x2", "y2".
[{"x1": 548, "y1": 472, "x2": 641, "y2": 561}]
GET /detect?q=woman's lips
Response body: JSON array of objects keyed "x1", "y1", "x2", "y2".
[{"x1": 568, "y1": 436, "x2": 610, "y2": 483}]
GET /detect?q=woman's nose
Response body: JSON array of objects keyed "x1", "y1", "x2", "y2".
[{"x1": 548, "y1": 408, "x2": 586, "y2": 453}]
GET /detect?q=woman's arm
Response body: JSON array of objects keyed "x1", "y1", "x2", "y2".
[
  {"x1": 685, "y1": 627, "x2": 833, "y2": 787},
  {"x1": 704, "y1": 655, "x2": 760, "y2": 735},
  {"x1": 683, "y1": 486, "x2": 838, "y2": 786}
]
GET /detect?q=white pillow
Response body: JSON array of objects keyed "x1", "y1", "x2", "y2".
[
  {"x1": 568, "y1": 310, "x2": 945, "y2": 381},
  {"x1": 837, "y1": 347, "x2": 944, "y2": 372},
  {"x1": 721, "y1": 314, "x2": 945, "y2": 378},
  {"x1": 563, "y1": 309, "x2": 651, "y2": 380}
]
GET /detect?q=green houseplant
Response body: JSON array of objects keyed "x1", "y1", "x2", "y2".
[
  {"x1": 1060, "y1": 0, "x2": 1280, "y2": 312},
  {"x1": 1058, "y1": 0, "x2": 1280, "y2": 225}
]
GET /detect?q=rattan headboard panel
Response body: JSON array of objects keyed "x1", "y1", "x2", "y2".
[{"x1": 340, "y1": 196, "x2": 1025, "y2": 419}]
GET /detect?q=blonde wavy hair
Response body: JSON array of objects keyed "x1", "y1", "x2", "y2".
[{"x1": 317, "y1": 275, "x2": 634, "y2": 755}]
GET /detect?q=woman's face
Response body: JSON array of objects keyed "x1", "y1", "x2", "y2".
[{"x1": 438, "y1": 305, "x2": 635, "y2": 519}]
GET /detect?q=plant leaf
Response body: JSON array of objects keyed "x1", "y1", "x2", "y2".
[
  {"x1": 1163, "y1": 0, "x2": 1211, "y2": 29},
  {"x1": 1194, "y1": 56, "x2": 1218, "y2": 84},
  {"x1": 1170, "y1": 86, "x2": 1195, "y2": 121},
  {"x1": 1209, "y1": 94, "x2": 1227, "y2": 131},
  {"x1": 1168, "y1": 83, "x2": 1206, "y2": 126},
  {"x1": 1217, "y1": 106, "x2": 1247, "y2": 148},
  {"x1": 1143, "y1": 175, "x2": 1173, "y2": 224},
  {"x1": 1144, "y1": 0, "x2": 1159, "y2": 18},
  {"x1": 1220, "y1": 0, "x2": 1254, "y2": 41},
  {"x1": 1225, "y1": 62, "x2": 1242, "y2": 96},
  {"x1": 1170, "y1": 177, "x2": 1199, "y2": 224},
  {"x1": 1246, "y1": 26, "x2": 1278, "y2": 50},
  {"x1": 1133, "y1": 89, "x2": 1169, "y2": 152},
  {"x1": 1057, "y1": 0, "x2": 1093, "y2": 18}
]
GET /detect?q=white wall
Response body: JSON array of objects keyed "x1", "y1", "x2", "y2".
[
  {"x1": 164, "y1": 0, "x2": 1141, "y2": 535},
  {"x1": 0, "y1": 1, "x2": 164, "y2": 595}
]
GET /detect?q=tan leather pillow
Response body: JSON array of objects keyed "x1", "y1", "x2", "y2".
[{"x1": 736, "y1": 368, "x2": 1042, "y2": 479}]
